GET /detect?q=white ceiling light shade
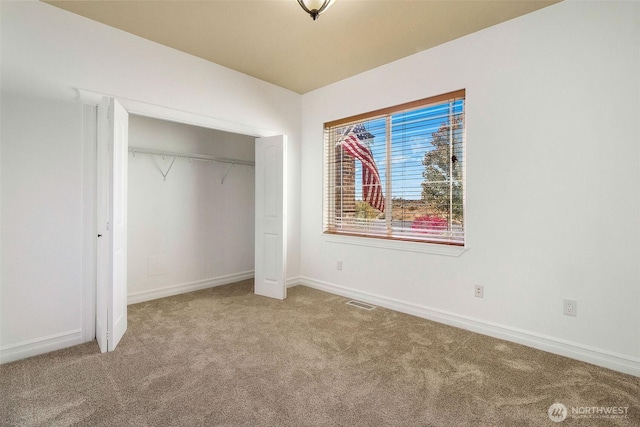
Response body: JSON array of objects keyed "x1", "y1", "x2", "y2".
[{"x1": 296, "y1": 0, "x2": 336, "y2": 20}]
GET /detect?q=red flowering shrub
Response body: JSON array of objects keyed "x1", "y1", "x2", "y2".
[{"x1": 411, "y1": 215, "x2": 448, "y2": 232}]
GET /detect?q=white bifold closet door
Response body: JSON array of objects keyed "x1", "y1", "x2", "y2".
[
  {"x1": 96, "y1": 97, "x2": 128, "y2": 352},
  {"x1": 254, "y1": 135, "x2": 287, "y2": 300}
]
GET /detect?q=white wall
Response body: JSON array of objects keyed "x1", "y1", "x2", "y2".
[
  {"x1": 0, "y1": 1, "x2": 301, "y2": 362},
  {"x1": 0, "y1": 93, "x2": 86, "y2": 358},
  {"x1": 127, "y1": 116, "x2": 255, "y2": 303},
  {"x1": 300, "y1": 1, "x2": 640, "y2": 375}
]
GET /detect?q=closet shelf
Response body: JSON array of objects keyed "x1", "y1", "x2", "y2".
[
  {"x1": 129, "y1": 146, "x2": 254, "y2": 182},
  {"x1": 128, "y1": 146, "x2": 255, "y2": 166}
]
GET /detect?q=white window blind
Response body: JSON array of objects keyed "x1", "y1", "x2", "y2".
[{"x1": 324, "y1": 90, "x2": 465, "y2": 246}]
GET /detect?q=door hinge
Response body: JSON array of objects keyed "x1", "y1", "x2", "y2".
[{"x1": 106, "y1": 221, "x2": 110, "y2": 231}]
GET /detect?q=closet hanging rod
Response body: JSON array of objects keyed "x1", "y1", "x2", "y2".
[{"x1": 128, "y1": 146, "x2": 254, "y2": 166}]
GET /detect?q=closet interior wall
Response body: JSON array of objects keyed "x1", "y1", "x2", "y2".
[{"x1": 127, "y1": 115, "x2": 255, "y2": 303}]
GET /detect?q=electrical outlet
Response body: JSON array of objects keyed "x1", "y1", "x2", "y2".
[
  {"x1": 563, "y1": 299, "x2": 577, "y2": 316},
  {"x1": 474, "y1": 285, "x2": 484, "y2": 298},
  {"x1": 336, "y1": 260, "x2": 342, "y2": 271}
]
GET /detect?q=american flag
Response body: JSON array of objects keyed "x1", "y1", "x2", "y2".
[{"x1": 339, "y1": 124, "x2": 385, "y2": 212}]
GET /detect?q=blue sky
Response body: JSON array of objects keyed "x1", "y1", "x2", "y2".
[{"x1": 353, "y1": 100, "x2": 464, "y2": 201}]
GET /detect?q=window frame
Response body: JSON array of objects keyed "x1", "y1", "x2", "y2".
[{"x1": 323, "y1": 89, "x2": 466, "y2": 248}]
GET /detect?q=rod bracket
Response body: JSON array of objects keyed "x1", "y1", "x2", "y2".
[
  {"x1": 221, "y1": 163, "x2": 235, "y2": 184},
  {"x1": 161, "y1": 157, "x2": 177, "y2": 181}
]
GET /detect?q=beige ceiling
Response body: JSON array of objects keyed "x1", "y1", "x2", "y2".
[{"x1": 46, "y1": 0, "x2": 561, "y2": 94}]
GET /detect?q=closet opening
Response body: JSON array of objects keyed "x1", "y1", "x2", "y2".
[
  {"x1": 126, "y1": 115, "x2": 256, "y2": 304},
  {"x1": 89, "y1": 95, "x2": 287, "y2": 353}
]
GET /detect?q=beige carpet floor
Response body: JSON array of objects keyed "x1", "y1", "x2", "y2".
[{"x1": 1, "y1": 280, "x2": 638, "y2": 426}]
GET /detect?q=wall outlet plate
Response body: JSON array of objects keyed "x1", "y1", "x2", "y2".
[
  {"x1": 336, "y1": 260, "x2": 342, "y2": 271},
  {"x1": 474, "y1": 285, "x2": 484, "y2": 298},
  {"x1": 563, "y1": 299, "x2": 577, "y2": 316}
]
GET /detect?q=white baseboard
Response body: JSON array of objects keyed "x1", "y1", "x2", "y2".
[
  {"x1": 128, "y1": 271, "x2": 255, "y2": 305},
  {"x1": 0, "y1": 329, "x2": 84, "y2": 364},
  {"x1": 298, "y1": 276, "x2": 640, "y2": 377},
  {"x1": 286, "y1": 276, "x2": 302, "y2": 288}
]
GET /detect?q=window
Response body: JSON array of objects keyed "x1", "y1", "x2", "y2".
[{"x1": 323, "y1": 90, "x2": 465, "y2": 246}]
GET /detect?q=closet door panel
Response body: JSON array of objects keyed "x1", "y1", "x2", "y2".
[
  {"x1": 254, "y1": 135, "x2": 286, "y2": 300},
  {"x1": 97, "y1": 97, "x2": 128, "y2": 352}
]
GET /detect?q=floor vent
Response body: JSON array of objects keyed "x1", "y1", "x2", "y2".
[{"x1": 346, "y1": 300, "x2": 376, "y2": 310}]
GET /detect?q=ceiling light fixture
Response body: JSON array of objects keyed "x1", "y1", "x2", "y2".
[{"x1": 296, "y1": 0, "x2": 336, "y2": 20}]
